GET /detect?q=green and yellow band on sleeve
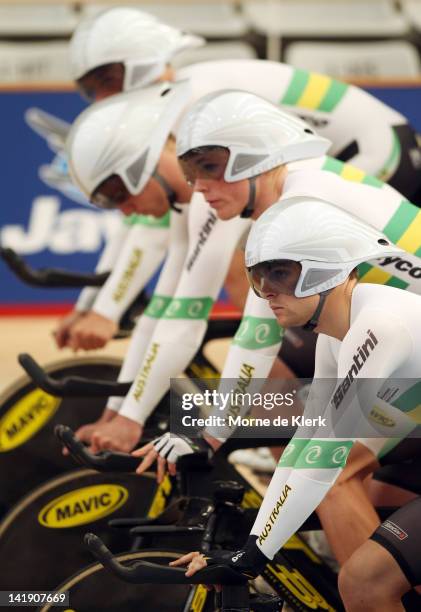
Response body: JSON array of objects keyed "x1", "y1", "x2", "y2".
[
  {"x1": 233, "y1": 316, "x2": 284, "y2": 350},
  {"x1": 322, "y1": 158, "x2": 421, "y2": 288},
  {"x1": 322, "y1": 157, "x2": 384, "y2": 188},
  {"x1": 359, "y1": 199, "x2": 421, "y2": 287},
  {"x1": 281, "y1": 68, "x2": 348, "y2": 112}
]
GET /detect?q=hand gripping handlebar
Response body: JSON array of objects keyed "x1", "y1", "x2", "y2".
[
  {"x1": 55, "y1": 425, "x2": 140, "y2": 472},
  {"x1": 84, "y1": 532, "x2": 246, "y2": 585}
]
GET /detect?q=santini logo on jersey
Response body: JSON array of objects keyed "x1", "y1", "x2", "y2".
[
  {"x1": 186, "y1": 211, "x2": 217, "y2": 271},
  {"x1": 332, "y1": 330, "x2": 378, "y2": 410}
]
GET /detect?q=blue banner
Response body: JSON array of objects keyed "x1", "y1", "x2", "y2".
[{"x1": 0, "y1": 89, "x2": 121, "y2": 308}]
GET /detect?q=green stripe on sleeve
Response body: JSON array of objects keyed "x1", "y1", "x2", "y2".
[
  {"x1": 294, "y1": 440, "x2": 354, "y2": 469},
  {"x1": 233, "y1": 316, "x2": 284, "y2": 350},
  {"x1": 357, "y1": 262, "x2": 373, "y2": 278},
  {"x1": 321, "y1": 157, "x2": 344, "y2": 175},
  {"x1": 319, "y1": 80, "x2": 348, "y2": 112},
  {"x1": 123, "y1": 212, "x2": 171, "y2": 228},
  {"x1": 280, "y1": 69, "x2": 310, "y2": 105},
  {"x1": 362, "y1": 174, "x2": 384, "y2": 188},
  {"x1": 162, "y1": 297, "x2": 213, "y2": 320},
  {"x1": 278, "y1": 439, "x2": 309, "y2": 467},
  {"x1": 382, "y1": 200, "x2": 418, "y2": 243},
  {"x1": 144, "y1": 295, "x2": 172, "y2": 318},
  {"x1": 385, "y1": 277, "x2": 409, "y2": 290}
]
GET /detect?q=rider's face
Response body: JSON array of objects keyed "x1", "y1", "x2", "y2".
[
  {"x1": 77, "y1": 63, "x2": 125, "y2": 102},
  {"x1": 193, "y1": 177, "x2": 250, "y2": 220},
  {"x1": 266, "y1": 291, "x2": 319, "y2": 329},
  {"x1": 119, "y1": 176, "x2": 170, "y2": 217}
]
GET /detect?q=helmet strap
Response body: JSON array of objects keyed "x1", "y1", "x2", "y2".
[
  {"x1": 240, "y1": 177, "x2": 257, "y2": 219},
  {"x1": 302, "y1": 289, "x2": 331, "y2": 332},
  {"x1": 153, "y1": 170, "x2": 182, "y2": 213}
]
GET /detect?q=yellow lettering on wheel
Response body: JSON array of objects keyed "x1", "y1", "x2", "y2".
[
  {"x1": 267, "y1": 564, "x2": 336, "y2": 611},
  {"x1": 38, "y1": 484, "x2": 128, "y2": 528},
  {"x1": 0, "y1": 389, "x2": 60, "y2": 452}
]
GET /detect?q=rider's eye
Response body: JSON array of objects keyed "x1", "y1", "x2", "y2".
[
  {"x1": 203, "y1": 163, "x2": 218, "y2": 173},
  {"x1": 269, "y1": 269, "x2": 287, "y2": 282}
]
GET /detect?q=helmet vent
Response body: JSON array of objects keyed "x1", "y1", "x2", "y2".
[
  {"x1": 126, "y1": 149, "x2": 149, "y2": 189},
  {"x1": 301, "y1": 268, "x2": 342, "y2": 292},
  {"x1": 304, "y1": 128, "x2": 314, "y2": 134},
  {"x1": 378, "y1": 238, "x2": 389, "y2": 246},
  {"x1": 232, "y1": 153, "x2": 269, "y2": 176},
  {"x1": 161, "y1": 88, "x2": 171, "y2": 97},
  {"x1": 129, "y1": 65, "x2": 152, "y2": 88}
]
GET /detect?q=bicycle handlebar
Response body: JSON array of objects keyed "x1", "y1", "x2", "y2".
[
  {"x1": 0, "y1": 247, "x2": 109, "y2": 288},
  {"x1": 18, "y1": 353, "x2": 132, "y2": 397},
  {"x1": 84, "y1": 533, "x2": 246, "y2": 585},
  {"x1": 55, "y1": 425, "x2": 140, "y2": 472}
]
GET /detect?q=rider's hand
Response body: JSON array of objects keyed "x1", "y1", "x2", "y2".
[
  {"x1": 90, "y1": 414, "x2": 143, "y2": 453},
  {"x1": 62, "y1": 408, "x2": 117, "y2": 456},
  {"x1": 67, "y1": 311, "x2": 118, "y2": 352},
  {"x1": 169, "y1": 551, "x2": 220, "y2": 592},
  {"x1": 132, "y1": 433, "x2": 213, "y2": 482},
  {"x1": 53, "y1": 310, "x2": 86, "y2": 348},
  {"x1": 169, "y1": 537, "x2": 268, "y2": 581}
]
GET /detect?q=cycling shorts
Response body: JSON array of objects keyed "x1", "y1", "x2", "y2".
[{"x1": 371, "y1": 496, "x2": 421, "y2": 586}]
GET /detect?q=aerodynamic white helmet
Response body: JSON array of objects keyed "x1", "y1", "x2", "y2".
[
  {"x1": 66, "y1": 80, "x2": 190, "y2": 208},
  {"x1": 246, "y1": 196, "x2": 404, "y2": 299},
  {"x1": 70, "y1": 7, "x2": 204, "y2": 93},
  {"x1": 177, "y1": 89, "x2": 331, "y2": 183}
]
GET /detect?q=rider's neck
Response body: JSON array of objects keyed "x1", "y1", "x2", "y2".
[
  {"x1": 315, "y1": 276, "x2": 358, "y2": 341},
  {"x1": 251, "y1": 165, "x2": 288, "y2": 220}
]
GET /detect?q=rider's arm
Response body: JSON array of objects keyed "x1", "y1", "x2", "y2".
[
  {"x1": 324, "y1": 84, "x2": 407, "y2": 180},
  {"x1": 75, "y1": 217, "x2": 131, "y2": 312},
  {"x1": 249, "y1": 308, "x2": 413, "y2": 561},
  {"x1": 204, "y1": 289, "x2": 284, "y2": 442},
  {"x1": 91, "y1": 215, "x2": 170, "y2": 323},
  {"x1": 107, "y1": 206, "x2": 189, "y2": 413},
  {"x1": 118, "y1": 200, "x2": 250, "y2": 425}
]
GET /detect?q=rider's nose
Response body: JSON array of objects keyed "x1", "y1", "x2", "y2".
[
  {"x1": 194, "y1": 178, "x2": 208, "y2": 192},
  {"x1": 259, "y1": 279, "x2": 277, "y2": 300}
]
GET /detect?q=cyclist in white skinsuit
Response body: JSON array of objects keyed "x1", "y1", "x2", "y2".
[
  {"x1": 131, "y1": 91, "x2": 421, "y2": 567},
  {"x1": 170, "y1": 199, "x2": 421, "y2": 611},
  {"x1": 66, "y1": 82, "x2": 253, "y2": 450},
  {"x1": 57, "y1": 5, "x2": 421, "y2": 351},
  {"x1": 54, "y1": 7, "x2": 204, "y2": 350}
]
